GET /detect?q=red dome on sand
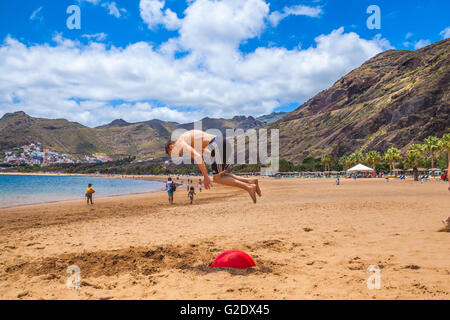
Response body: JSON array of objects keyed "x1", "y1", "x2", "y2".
[{"x1": 211, "y1": 250, "x2": 256, "y2": 269}]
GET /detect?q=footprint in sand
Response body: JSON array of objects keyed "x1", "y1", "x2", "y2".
[{"x1": 403, "y1": 264, "x2": 421, "y2": 270}]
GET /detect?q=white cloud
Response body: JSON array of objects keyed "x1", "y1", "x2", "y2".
[
  {"x1": 102, "y1": 2, "x2": 126, "y2": 18},
  {"x1": 440, "y1": 26, "x2": 450, "y2": 39},
  {"x1": 140, "y1": 0, "x2": 181, "y2": 30},
  {"x1": 405, "y1": 32, "x2": 413, "y2": 39},
  {"x1": 1, "y1": 0, "x2": 390, "y2": 127},
  {"x1": 82, "y1": 33, "x2": 108, "y2": 41},
  {"x1": 414, "y1": 39, "x2": 431, "y2": 50},
  {"x1": 30, "y1": 6, "x2": 43, "y2": 22},
  {"x1": 79, "y1": 0, "x2": 126, "y2": 18},
  {"x1": 269, "y1": 4, "x2": 322, "y2": 27}
]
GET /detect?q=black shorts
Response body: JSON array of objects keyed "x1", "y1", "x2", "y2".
[{"x1": 209, "y1": 136, "x2": 232, "y2": 175}]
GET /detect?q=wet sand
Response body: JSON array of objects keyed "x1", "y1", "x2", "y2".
[{"x1": 0, "y1": 177, "x2": 448, "y2": 299}]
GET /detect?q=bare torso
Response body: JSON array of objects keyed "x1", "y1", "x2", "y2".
[{"x1": 175, "y1": 130, "x2": 216, "y2": 153}]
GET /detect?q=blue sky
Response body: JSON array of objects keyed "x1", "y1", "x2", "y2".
[{"x1": 0, "y1": 0, "x2": 448, "y2": 126}]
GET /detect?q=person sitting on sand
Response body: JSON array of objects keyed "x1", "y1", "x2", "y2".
[
  {"x1": 165, "y1": 130, "x2": 261, "y2": 203},
  {"x1": 85, "y1": 183, "x2": 95, "y2": 205},
  {"x1": 188, "y1": 186, "x2": 196, "y2": 204}
]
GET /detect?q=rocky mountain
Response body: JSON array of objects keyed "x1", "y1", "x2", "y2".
[
  {"x1": 179, "y1": 115, "x2": 264, "y2": 133},
  {"x1": 256, "y1": 112, "x2": 287, "y2": 125},
  {"x1": 273, "y1": 38, "x2": 449, "y2": 161},
  {"x1": 0, "y1": 112, "x2": 266, "y2": 159},
  {"x1": 0, "y1": 111, "x2": 107, "y2": 155}
]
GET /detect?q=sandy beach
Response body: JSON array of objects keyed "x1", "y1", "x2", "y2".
[{"x1": 0, "y1": 177, "x2": 448, "y2": 300}]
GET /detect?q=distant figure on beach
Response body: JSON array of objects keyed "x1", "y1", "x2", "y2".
[
  {"x1": 447, "y1": 162, "x2": 450, "y2": 191},
  {"x1": 85, "y1": 183, "x2": 95, "y2": 205},
  {"x1": 336, "y1": 177, "x2": 340, "y2": 185},
  {"x1": 166, "y1": 177, "x2": 176, "y2": 204},
  {"x1": 165, "y1": 130, "x2": 261, "y2": 203},
  {"x1": 188, "y1": 186, "x2": 196, "y2": 204},
  {"x1": 198, "y1": 178, "x2": 202, "y2": 192},
  {"x1": 421, "y1": 175, "x2": 426, "y2": 184}
]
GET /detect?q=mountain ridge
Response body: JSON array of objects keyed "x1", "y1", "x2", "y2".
[
  {"x1": 273, "y1": 38, "x2": 449, "y2": 161},
  {"x1": 0, "y1": 111, "x2": 283, "y2": 158}
]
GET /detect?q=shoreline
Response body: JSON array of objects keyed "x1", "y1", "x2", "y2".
[
  {"x1": 0, "y1": 171, "x2": 170, "y2": 180},
  {"x1": 0, "y1": 172, "x2": 173, "y2": 210},
  {"x1": 0, "y1": 190, "x2": 166, "y2": 210},
  {"x1": 0, "y1": 171, "x2": 203, "y2": 183}
]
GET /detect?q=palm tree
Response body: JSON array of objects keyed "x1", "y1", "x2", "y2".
[
  {"x1": 348, "y1": 152, "x2": 364, "y2": 166},
  {"x1": 384, "y1": 147, "x2": 402, "y2": 172},
  {"x1": 423, "y1": 136, "x2": 441, "y2": 169},
  {"x1": 365, "y1": 151, "x2": 381, "y2": 174},
  {"x1": 321, "y1": 154, "x2": 332, "y2": 171},
  {"x1": 438, "y1": 133, "x2": 450, "y2": 166},
  {"x1": 338, "y1": 155, "x2": 348, "y2": 171},
  {"x1": 406, "y1": 144, "x2": 424, "y2": 181}
]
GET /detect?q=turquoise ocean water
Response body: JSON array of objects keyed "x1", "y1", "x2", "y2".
[{"x1": 0, "y1": 175, "x2": 165, "y2": 208}]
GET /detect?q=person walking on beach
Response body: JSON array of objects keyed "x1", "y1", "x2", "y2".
[
  {"x1": 188, "y1": 186, "x2": 196, "y2": 204},
  {"x1": 198, "y1": 178, "x2": 202, "y2": 192},
  {"x1": 165, "y1": 130, "x2": 261, "y2": 203},
  {"x1": 166, "y1": 177, "x2": 176, "y2": 204},
  {"x1": 85, "y1": 183, "x2": 95, "y2": 205}
]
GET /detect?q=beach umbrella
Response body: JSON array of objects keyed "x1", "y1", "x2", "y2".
[{"x1": 211, "y1": 250, "x2": 256, "y2": 269}]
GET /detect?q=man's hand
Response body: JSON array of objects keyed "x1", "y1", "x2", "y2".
[{"x1": 203, "y1": 176, "x2": 212, "y2": 189}]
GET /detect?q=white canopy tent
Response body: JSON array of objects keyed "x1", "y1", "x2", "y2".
[{"x1": 347, "y1": 164, "x2": 374, "y2": 172}]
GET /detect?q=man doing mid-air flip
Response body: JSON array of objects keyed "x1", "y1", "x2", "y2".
[{"x1": 165, "y1": 130, "x2": 261, "y2": 203}]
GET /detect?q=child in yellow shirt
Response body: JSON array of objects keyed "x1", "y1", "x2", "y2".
[{"x1": 85, "y1": 183, "x2": 95, "y2": 205}]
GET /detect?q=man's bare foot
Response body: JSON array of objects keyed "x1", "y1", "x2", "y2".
[
  {"x1": 251, "y1": 179, "x2": 262, "y2": 197},
  {"x1": 248, "y1": 185, "x2": 257, "y2": 203}
]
